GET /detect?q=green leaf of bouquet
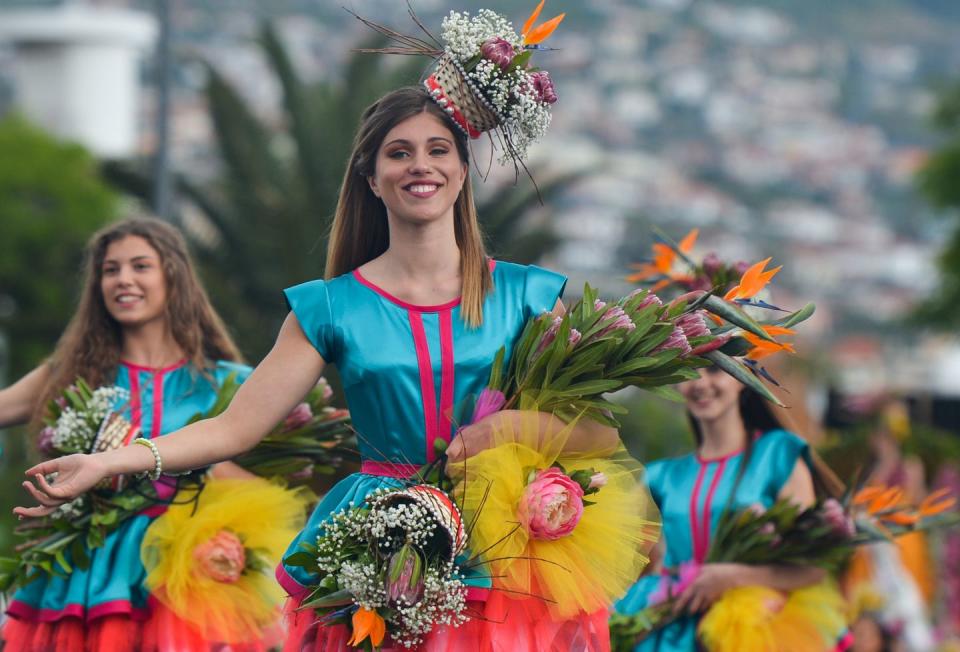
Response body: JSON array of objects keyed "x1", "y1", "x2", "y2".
[
  {"x1": 701, "y1": 295, "x2": 775, "y2": 342},
  {"x1": 703, "y1": 351, "x2": 784, "y2": 406},
  {"x1": 772, "y1": 302, "x2": 816, "y2": 329},
  {"x1": 300, "y1": 588, "x2": 355, "y2": 609},
  {"x1": 644, "y1": 385, "x2": 685, "y2": 402},
  {"x1": 488, "y1": 346, "x2": 506, "y2": 390},
  {"x1": 54, "y1": 550, "x2": 72, "y2": 574},
  {"x1": 284, "y1": 551, "x2": 319, "y2": 569},
  {"x1": 507, "y1": 50, "x2": 532, "y2": 72},
  {"x1": 631, "y1": 323, "x2": 675, "y2": 357}
]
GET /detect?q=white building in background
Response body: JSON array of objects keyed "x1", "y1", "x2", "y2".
[{"x1": 0, "y1": 3, "x2": 155, "y2": 158}]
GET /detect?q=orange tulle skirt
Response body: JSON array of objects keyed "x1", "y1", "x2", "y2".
[
  {"x1": 282, "y1": 593, "x2": 610, "y2": 652},
  {"x1": 1, "y1": 600, "x2": 279, "y2": 652}
]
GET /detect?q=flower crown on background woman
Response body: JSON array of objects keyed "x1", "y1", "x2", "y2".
[{"x1": 353, "y1": 1, "x2": 565, "y2": 169}]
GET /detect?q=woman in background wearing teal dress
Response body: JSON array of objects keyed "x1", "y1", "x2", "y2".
[
  {"x1": 615, "y1": 366, "x2": 847, "y2": 651},
  {"x1": 0, "y1": 217, "x2": 273, "y2": 651},
  {"x1": 13, "y1": 86, "x2": 627, "y2": 651}
]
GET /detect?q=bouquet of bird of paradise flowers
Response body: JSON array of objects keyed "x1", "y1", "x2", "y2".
[
  {"x1": 0, "y1": 374, "x2": 352, "y2": 593},
  {"x1": 609, "y1": 485, "x2": 958, "y2": 651},
  {"x1": 475, "y1": 280, "x2": 811, "y2": 429},
  {"x1": 627, "y1": 228, "x2": 818, "y2": 390},
  {"x1": 283, "y1": 483, "x2": 472, "y2": 650},
  {"x1": 190, "y1": 373, "x2": 353, "y2": 483}
]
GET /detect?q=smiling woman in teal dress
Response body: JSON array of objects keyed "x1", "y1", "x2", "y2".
[{"x1": 14, "y1": 86, "x2": 626, "y2": 651}]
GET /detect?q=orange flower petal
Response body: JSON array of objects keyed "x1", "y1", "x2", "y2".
[
  {"x1": 762, "y1": 325, "x2": 796, "y2": 337},
  {"x1": 724, "y1": 257, "x2": 781, "y2": 301},
  {"x1": 919, "y1": 488, "x2": 956, "y2": 517},
  {"x1": 370, "y1": 610, "x2": 386, "y2": 647},
  {"x1": 679, "y1": 228, "x2": 699, "y2": 253},
  {"x1": 853, "y1": 486, "x2": 886, "y2": 506},
  {"x1": 524, "y1": 13, "x2": 565, "y2": 45},
  {"x1": 349, "y1": 607, "x2": 378, "y2": 647},
  {"x1": 521, "y1": 0, "x2": 545, "y2": 38},
  {"x1": 868, "y1": 487, "x2": 904, "y2": 515},
  {"x1": 652, "y1": 243, "x2": 676, "y2": 274},
  {"x1": 881, "y1": 511, "x2": 920, "y2": 526}
]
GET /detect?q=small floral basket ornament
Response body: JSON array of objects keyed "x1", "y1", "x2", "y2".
[{"x1": 353, "y1": 1, "x2": 565, "y2": 166}]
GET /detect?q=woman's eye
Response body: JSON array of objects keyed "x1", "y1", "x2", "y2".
[
  {"x1": 135, "y1": 264, "x2": 150, "y2": 271},
  {"x1": 103, "y1": 267, "x2": 118, "y2": 275},
  {"x1": 431, "y1": 148, "x2": 449, "y2": 156},
  {"x1": 387, "y1": 150, "x2": 409, "y2": 159}
]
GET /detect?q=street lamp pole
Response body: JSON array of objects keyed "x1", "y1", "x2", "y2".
[{"x1": 153, "y1": 0, "x2": 173, "y2": 220}]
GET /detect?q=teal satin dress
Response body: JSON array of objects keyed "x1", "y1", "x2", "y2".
[
  {"x1": 275, "y1": 261, "x2": 567, "y2": 599},
  {"x1": 7, "y1": 360, "x2": 251, "y2": 625},
  {"x1": 614, "y1": 429, "x2": 811, "y2": 651}
]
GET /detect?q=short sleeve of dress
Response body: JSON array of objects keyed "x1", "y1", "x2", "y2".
[
  {"x1": 756, "y1": 429, "x2": 810, "y2": 498},
  {"x1": 284, "y1": 280, "x2": 337, "y2": 363},
  {"x1": 523, "y1": 265, "x2": 567, "y2": 319}
]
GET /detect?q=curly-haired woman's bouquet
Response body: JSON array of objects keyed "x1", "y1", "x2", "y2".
[
  {"x1": 0, "y1": 375, "x2": 351, "y2": 594},
  {"x1": 609, "y1": 486, "x2": 959, "y2": 651}
]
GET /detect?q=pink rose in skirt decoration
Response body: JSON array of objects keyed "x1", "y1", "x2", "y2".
[
  {"x1": 519, "y1": 468, "x2": 584, "y2": 540},
  {"x1": 193, "y1": 530, "x2": 246, "y2": 583}
]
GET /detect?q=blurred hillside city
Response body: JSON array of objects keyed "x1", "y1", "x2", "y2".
[
  {"x1": 3, "y1": 0, "x2": 960, "y2": 421},
  {"x1": 2, "y1": 0, "x2": 960, "y2": 432}
]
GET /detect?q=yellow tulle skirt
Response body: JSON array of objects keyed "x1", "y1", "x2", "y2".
[
  {"x1": 456, "y1": 412, "x2": 660, "y2": 619},
  {"x1": 698, "y1": 581, "x2": 848, "y2": 652},
  {"x1": 141, "y1": 477, "x2": 310, "y2": 644}
]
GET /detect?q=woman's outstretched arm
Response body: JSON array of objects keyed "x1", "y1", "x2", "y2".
[{"x1": 15, "y1": 313, "x2": 324, "y2": 518}]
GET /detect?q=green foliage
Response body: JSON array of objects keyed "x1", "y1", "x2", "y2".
[
  {"x1": 0, "y1": 115, "x2": 116, "y2": 560},
  {"x1": 0, "y1": 114, "x2": 117, "y2": 377},
  {"x1": 915, "y1": 80, "x2": 960, "y2": 327}
]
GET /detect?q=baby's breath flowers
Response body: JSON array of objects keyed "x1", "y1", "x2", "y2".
[{"x1": 287, "y1": 485, "x2": 469, "y2": 649}]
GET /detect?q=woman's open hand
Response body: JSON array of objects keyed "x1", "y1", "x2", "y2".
[{"x1": 14, "y1": 454, "x2": 108, "y2": 519}]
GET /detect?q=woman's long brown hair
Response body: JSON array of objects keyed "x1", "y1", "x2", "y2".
[
  {"x1": 33, "y1": 217, "x2": 242, "y2": 424},
  {"x1": 325, "y1": 86, "x2": 492, "y2": 327}
]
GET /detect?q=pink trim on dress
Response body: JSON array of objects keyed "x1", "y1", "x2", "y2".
[
  {"x1": 408, "y1": 311, "x2": 439, "y2": 463},
  {"x1": 120, "y1": 359, "x2": 186, "y2": 375},
  {"x1": 6, "y1": 599, "x2": 151, "y2": 624},
  {"x1": 360, "y1": 460, "x2": 420, "y2": 478},
  {"x1": 689, "y1": 463, "x2": 708, "y2": 563},
  {"x1": 697, "y1": 459, "x2": 728, "y2": 564},
  {"x1": 437, "y1": 309, "x2": 456, "y2": 455},
  {"x1": 150, "y1": 369, "x2": 165, "y2": 440},
  {"x1": 353, "y1": 269, "x2": 461, "y2": 312},
  {"x1": 128, "y1": 369, "x2": 142, "y2": 430},
  {"x1": 275, "y1": 564, "x2": 311, "y2": 601}
]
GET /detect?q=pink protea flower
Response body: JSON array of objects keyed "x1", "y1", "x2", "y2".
[
  {"x1": 317, "y1": 377, "x2": 333, "y2": 401},
  {"x1": 535, "y1": 315, "x2": 564, "y2": 355},
  {"x1": 568, "y1": 328, "x2": 582, "y2": 347},
  {"x1": 653, "y1": 326, "x2": 692, "y2": 356},
  {"x1": 481, "y1": 37, "x2": 515, "y2": 70},
  {"x1": 628, "y1": 289, "x2": 663, "y2": 311},
  {"x1": 519, "y1": 468, "x2": 585, "y2": 540},
  {"x1": 193, "y1": 530, "x2": 246, "y2": 583},
  {"x1": 529, "y1": 70, "x2": 558, "y2": 104},
  {"x1": 702, "y1": 252, "x2": 724, "y2": 277},
  {"x1": 38, "y1": 426, "x2": 57, "y2": 455},
  {"x1": 588, "y1": 472, "x2": 607, "y2": 490},
  {"x1": 821, "y1": 498, "x2": 856, "y2": 538},
  {"x1": 283, "y1": 402, "x2": 313, "y2": 431},
  {"x1": 596, "y1": 303, "x2": 636, "y2": 339},
  {"x1": 676, "y1": 310, "x2": 710, "y2": 340},
  {"x1": 386, "y1": 544, "x2": 425, "y2": 607}
]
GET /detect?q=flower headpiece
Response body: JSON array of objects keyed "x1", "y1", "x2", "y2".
[{"x1": 352, "y1": 2, "x2": 564, "y2": 167}]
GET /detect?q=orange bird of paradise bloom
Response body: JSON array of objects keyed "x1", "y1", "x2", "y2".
[
  {"x1": 918, "y1": 487, "x2": 957, "y2": 517},
  {"x1": 743, "y1": 325, "x2": 796, "y2": 360},
  {"x1": 724, "y1": 257, "x2": 782, "y2": 302},
  {"x1": 522, "y1": 1, "x2": 566, "y2": 46},
  {"x1": 348, "y1": 606, "x2": 386, "y2": 648},
  {"x1": 626, "y1": 228, "x2": 699, "y2": 289}
]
